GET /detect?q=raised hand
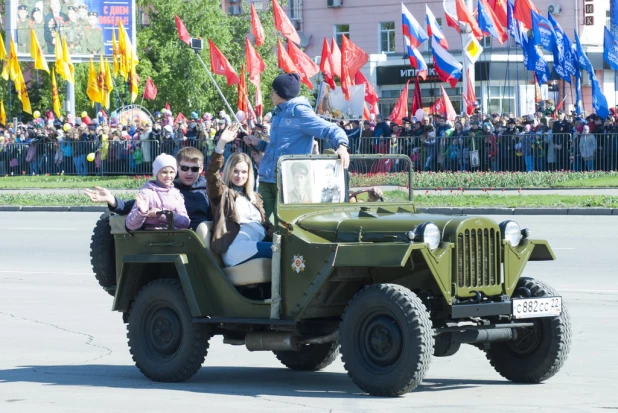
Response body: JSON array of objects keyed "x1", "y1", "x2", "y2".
[
  {"x1": 135, "y1": 192, "x2": 149, "y2": 214},
  {"x1": 84, "y1": 186, "x2": 116, "y2": 207}
]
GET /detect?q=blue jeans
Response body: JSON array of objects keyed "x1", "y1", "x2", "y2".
[
  {"x1": 524, "y1": 155, "x2": 534, "y2": 172},
  {"x1": 424, "y1": 155, "x2": 435, "y2": 171},
  {"x1": 74, "y1": 154, "x2": 87, "y2": 176},
  {"x1": 239, "y1": 242, "x2": 273, "y2": 265},
  {"x1": 583, "y1": 159, "x2": 594, "y2": 171}
]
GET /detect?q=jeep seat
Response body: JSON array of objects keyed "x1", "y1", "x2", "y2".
[{"x1": 195, "y1": 221, "x2": 272, "y2": 287}]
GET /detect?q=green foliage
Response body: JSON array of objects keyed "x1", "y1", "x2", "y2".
[
  {"x1": 0, "y1": 175, "x2": 149, "y2": 189},
  {"x1": 134, "y1": 0, "x2": 283, "y2": 115}
]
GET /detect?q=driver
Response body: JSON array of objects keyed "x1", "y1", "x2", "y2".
[{"x1": 84, "y1": 147, "x2": 212, "y2": 229}]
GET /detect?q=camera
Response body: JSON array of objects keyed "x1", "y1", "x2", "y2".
[{"x1": 190, "y1": 38, "x2": 203, "y2": 51}]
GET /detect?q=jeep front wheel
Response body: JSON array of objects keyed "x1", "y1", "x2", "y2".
[
  {"x1": 127, "y1": 279, "x2": 209, "y2": 382},
  {"x1": 485, "y1": 277, "x2": 571, "y2": 383},
  {"x1": 340, "y1": 284, "x2": 433, "y2": 397},
  {"x1": 274, "y1": 341, "x2": 339, "y2": 371}
]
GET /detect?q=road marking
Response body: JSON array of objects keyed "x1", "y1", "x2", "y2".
[
  {"x1": 0, "y1": 227, "x2": 79, "y2": 231},
  {"x1": 0, "y1": 270, "x2": 94, "y2": 275},
  {"x1": 561, "y1": 289, "x2": 618, "y2": 294},
  {"x1": 553, "y1": 248, "x2": 575, "y2": 250}
]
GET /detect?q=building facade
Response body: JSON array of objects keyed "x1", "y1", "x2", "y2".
[{"x1": 233, "y1": 0, "x2": 615, "y2": 117}]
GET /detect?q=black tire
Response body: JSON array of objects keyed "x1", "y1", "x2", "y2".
[
  {"x1": 274, "y1": 341, "x2": 340, "y2": 371},
  {"x1": 485, "y1": 277, "x2": 571, "y2": 383},
  {"x1": 339, "y1": 284, "x2": 434, "y2": 397},
  {"x1": 90, "y1": 212, "x2": 116, "y2": 296},
  {"x1": 127, "y1": 279, "x2": 209, "y2": 382}
]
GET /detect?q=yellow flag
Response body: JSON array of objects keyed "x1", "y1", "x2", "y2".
[
  {"x1": 98, "y1": 54, "x2": 107, "y2": 107},
  {"x1": 62, "y1": 36, "x2": 74, "y2": 83},
  {"x1": 15, "y1": 71, "x2": 32, "y2": 114},
  {"x1": 118, "y1": 21, "x2": 128, "y2": 78},
  {"x1": 0, "y1": 36, "x2": 8, "y2": 81},
  {"x1": 51, "y1": 68, "x2": 61, "y2": 118},
  {"x1": 86, "y1": 58, "x2": 99, "y2": 106},
  {"x1": 130, "y1": 62, "x2": 139, "y2": 103},
  {"x1": 105, "y1": 58, "x2": 114, "y2": 109},
  {"x1": 30, "y1": 29, "x2": 49, "y2": 73},
  {"x1": 111, "y1": 29, "x2": 119, "y2": 78},
  {"x1": 0, "y1": 101, "x2": 6, "y2": 125},
  {"x1": 54, "y1": 31, "x2": 68, "y2": 81},
  {"x1": 9, "y1": 35, "x2": 20, "y2": 82}
]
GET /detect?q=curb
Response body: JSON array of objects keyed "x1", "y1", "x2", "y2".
[{"x1": 0, "y1": 206, "x2": 108, "y2": 212}]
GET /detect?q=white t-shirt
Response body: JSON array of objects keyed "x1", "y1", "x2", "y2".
[{"x1": 222, "y1": 195, "x2": 266, "y2": 267}]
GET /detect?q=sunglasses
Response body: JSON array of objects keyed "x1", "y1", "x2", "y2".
[{"x1": 179, "y1": 165, "x2": 200, "y2": 172}]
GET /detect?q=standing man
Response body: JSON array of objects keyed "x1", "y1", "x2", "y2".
[
  {"x1": 83, "y1": 11, "x2": 104, "y2": 54},
  {"x1": 17, "y1": 5, "x2": 30, "y2": 53},
  {"x1": 43, "y1": 0, "x2": 68, "y2": 52},
  {"x1": 245, "y1": 73, "x2": 349, "y2": 219}
]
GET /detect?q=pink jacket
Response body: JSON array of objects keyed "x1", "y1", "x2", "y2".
[{"x1": 126, "y1": 180, "x2": 190, "y2": 230}]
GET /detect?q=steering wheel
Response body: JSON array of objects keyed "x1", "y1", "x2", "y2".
[{"x1": 349, "y1": 188, "x2": 384, "y2": 203}]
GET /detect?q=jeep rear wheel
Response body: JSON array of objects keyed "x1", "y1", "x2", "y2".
[
  {"x1": 485, "y1": 277, "x2": 571, "y2": 383},
  {"x1": 127, "y1": 279, "x2": 209, "y2": 382},
  {"x1": 340, "y1": 284, "x2": 433, "y2": 397},
  {"x1": 274, "y1": 341, "x2": 339, "y2": 371},
  {"x1": 90, "y1": 212, "x2": 116, "y2": 296}
]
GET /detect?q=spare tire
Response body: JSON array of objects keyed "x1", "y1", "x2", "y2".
[{"x1": 90, "y1": 212, "x2": 117, "y2": 296}]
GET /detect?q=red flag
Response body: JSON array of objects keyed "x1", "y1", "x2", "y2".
[
  {"x1": 440, "y1": 85, "x2": 457, "y2": 121},
  {"x1": 277, "y1": 39, "x2": 298, "y2": 73},
  {"x1": 429, "y1": 98, "x2": 444, "y2": 115},
  {"x1": 250, "y1": 3, "x2": 265, "y2": 47},
  {"x1": 272, "y1": 0, "x2": 301, "y2": 45},
  {"x1": 411, "y1": 76, "x2": 423, "y2": 116},
  {"x1": 175, "y1": 15, "x2": 191, "y2": 45},
  {"x1": 143, "y1": 77, "x2": 157, "y2": 100},
  {"x1": 455, "y1": 0, "x2": 484, "y2": 39},
  {"x1": 287, "y1": 41, "x2": 319, "y2": 89},
  {"x1": 389, "y1": 80, "x2": 410, "y2": 126},
  {"x1": 245, "y1": 37, "x2": 265, "y2": 85},
  {"x1": 165, "y1": 102, "x2": 170, "y2": 111},
  {"x1": 238, "y1": 64, "x2": 248, "y2": 113},
  {"x1": 513, "y1": 0, "x2": 540, "y2": 30},
  {"x1": 363, "y1": 103, "x2": 371, "y2": 121},
  {"x1": 175, "y1": 112, "x2": 187, "y2": 124},
  {"x1": 445, "y1": 12, "x2": 461, "y2": 34},
  {"x1": 330, "y1": 38, "x2": 342, "y2": 78},
  {"x1": 463, "y1": 68, "x2": 476, "y2": 115},
  {"x1": 490, "y1": 0, "x2": 508, "y2": 30},
  {"x1": 354, "y1": 70, "x2": 378, "y2": 108},
  {"x1": 320, "y1": 38, "x2": 336, "y2": 90},
  {"x1": 341, "y1": 35, "x2": 368, "y2": 100},
  {"x1": 209, "y1": 39, "x2": 240, "y2": 86},
  {"x1": 553, "y1": 96, "x2": 567, "y2": 117}
]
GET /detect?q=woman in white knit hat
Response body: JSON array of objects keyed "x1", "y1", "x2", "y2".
[{"x1": 125, "y1": 153, "x2": 190, "y2": 230}]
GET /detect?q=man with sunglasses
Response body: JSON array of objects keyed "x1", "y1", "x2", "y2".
[{"x1": 84, "y1": 147, "x2": 212, "y2": 229}]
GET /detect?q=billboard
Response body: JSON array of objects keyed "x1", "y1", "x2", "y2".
[{"x1": 9, "y1": 0, "x2": 135, "y2": 59}]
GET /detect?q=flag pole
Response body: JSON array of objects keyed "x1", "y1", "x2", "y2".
[{"x1": 192, "y1": 50, "x2": 247, "y2": 134}]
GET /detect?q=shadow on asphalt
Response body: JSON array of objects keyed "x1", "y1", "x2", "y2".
[{"x1": 0, "y1": 364, "x2": 509, "y2": 397}]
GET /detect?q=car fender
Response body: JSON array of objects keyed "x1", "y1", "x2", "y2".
[{"x1": 112, "y1": 254, "x2": 212, "y2": 316}]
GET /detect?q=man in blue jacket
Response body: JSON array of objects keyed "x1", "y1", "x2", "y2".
[
  {"x1": 245, "y1": 73, "x2": 350, "y2": 219},
  {"x1": 84, "y1": 147, "x2": 212, "y2": 229}
]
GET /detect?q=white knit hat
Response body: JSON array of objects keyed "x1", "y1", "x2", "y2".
[{"x1": 153, "y1": 153, "x2": 177, "y2": 177}]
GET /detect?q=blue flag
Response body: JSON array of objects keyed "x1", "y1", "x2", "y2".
[
  {"x1": 612, "y1": 0, "x2": 618, "y2": 26},
  {"x1": 591, "y1": 76, "x2": 609, "y2": 119},
  {"x1": 522, "y1": 32, "x2": 533, "y2": 70},
  {"x1": 507, "y1": 0, "x2": 521, "y2": 46},
  {"x1": 574, "y1": 30, "x2": 594, "y2": 74},
  {"x1": 531, "y1": 44, "x2": 551, "y2": 86},
  {"x1": 574, "y1": 74, "x2": 582, "y2": 116},
  {"x1": 603, "y1": 27, "x2": 618, "y2": 71},
  {"x1": 549, "y1": 14, "x2": 576, "y2": 79},
  {"x1": 531, "y1": 10, "x2": 556, "y2": 51}
]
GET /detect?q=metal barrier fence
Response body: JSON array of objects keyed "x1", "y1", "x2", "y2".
[{"x1": 1, "y1": 133, "x2": 616, "y2": 176}]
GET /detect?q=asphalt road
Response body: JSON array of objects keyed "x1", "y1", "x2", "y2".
[{"x1": 0, "y1": 212, "x2": 617, "y2": 412}]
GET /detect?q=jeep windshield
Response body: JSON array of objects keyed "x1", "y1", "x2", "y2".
[{"x1": 277, "y1": 154, "x2": 413, "y2": 205}]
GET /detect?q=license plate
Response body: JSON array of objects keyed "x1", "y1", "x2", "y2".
[{"x1": 512, "y1": 297, "x2": 562, "y2": 319}]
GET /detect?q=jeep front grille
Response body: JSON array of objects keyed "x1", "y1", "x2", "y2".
[{"x1": 456, "y1": 229, "x2": 501, "y2": 289}]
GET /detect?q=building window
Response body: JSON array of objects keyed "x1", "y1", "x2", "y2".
[
  {"x1": 488, "y1": 85, "x2": 515, "y2": 115},
  {"x1": 380, "y1": 22, "x2": 396, "y2": 53},
  {"x1": 335, "y1": 24, "x2": 350, "y2": 47},
  {"x1": 252, "y1": 1, "x2": 263, "y2": 10}
]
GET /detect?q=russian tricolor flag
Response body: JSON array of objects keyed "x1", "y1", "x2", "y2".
[
  {"x1": 426, "y1": 5, "x2": 449, "y2": 49},
  {"x1": 402, "y1": 3, "x2": 428, "y2": 49},
  {"x1": 431, "y1": 41, "x2": 463, "y2": 88},
  {"x1": 407, "y1": 46, "x2": 428, "y2": 79}
]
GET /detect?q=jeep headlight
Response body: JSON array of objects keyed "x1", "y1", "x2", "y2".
[
  {"x1": 407, "y1": 222, "x2": 441, "y2": 250},
  {"x1": 500, "y1": 220, "x2": 523, "y2": 247}
]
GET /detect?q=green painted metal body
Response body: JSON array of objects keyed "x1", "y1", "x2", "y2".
[{"x1": 111, "y1": 154, "x2": 555, "y2": 322}]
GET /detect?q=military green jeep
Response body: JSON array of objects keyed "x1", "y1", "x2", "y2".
[{"x1": 91, "y1": 154, "x2": 570, "y2": 397}]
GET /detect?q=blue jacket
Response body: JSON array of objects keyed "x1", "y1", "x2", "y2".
[
  {"x1": 258, "y1": 97, "x2": 348, "y2": 184},
  {"x1": 110, "y1": 175, "x2": 212, "y2": 230}
]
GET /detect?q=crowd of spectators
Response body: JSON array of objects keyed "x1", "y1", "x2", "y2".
[{"x1": 1, "y1": 102, "x2": 617, "y2": 177}]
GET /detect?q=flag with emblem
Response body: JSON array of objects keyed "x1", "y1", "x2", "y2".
[
  {"x1": 287, "y1": 40, "x2": 319, "y2": 89},
  {"x1": 62, "y1": 36, "x2": 75, "y2": 83},
  {"x1": 86, "y1": 58, "x2": 99, "y2": 106},
  {"x1": 111, "y1": 29, "x2": 119, "y2": 77},
  {"x1": 272, "y1": 0, "x2": 301, "y2": 45},
  {"x1": 209, "y1": 39, "x2": 239, "y2": 86},
  {"x1": 250, "y1": 3, "x2": 265, "y2": 47},
  {"x1": 30, "y1": 29, "x2": 49, "y2": 73}
]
